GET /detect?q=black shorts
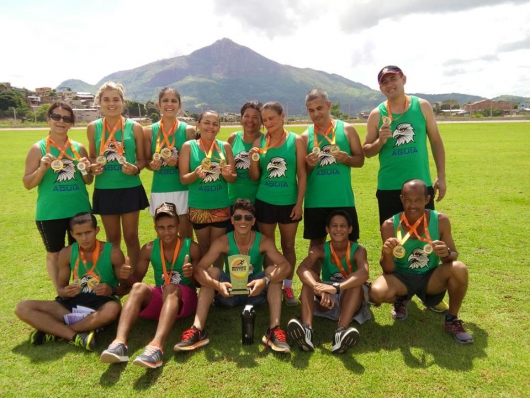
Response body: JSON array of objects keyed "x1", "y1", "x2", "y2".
[
  {"x1": 192, "y1": 220, "x2": 230, "y2": 231},
  {"x1": 36, "y1": 218, "x2": 75, "y2": 253},
  {"x1": 55, "y1": 293, "x2": 117, "y2": 312},
  {"x1": 392, "y1": 269, "x2": 445, "y2": 307},
  {"x1": 376, "y1": 186, "x2": 435, "y2": 226},
  {"x1": 303, "y1": 207, "x2": 360, "y2": 241},
  {"x1": 93, "y1": 185, "x2": 149, "y2": 215},
  {"x1": 255, "y1": 198, "x2": 301, "y2": 225}
]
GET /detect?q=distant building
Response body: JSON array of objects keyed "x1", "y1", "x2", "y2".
[
  {"x1": 73, "y1": 108, "x2": 100, "y2": 123},
  {"x1": 26, "y1": 96, "x2": 41, "y2": 106},
  {"x1": 463, "y1": 100, "x2": 512, "y2": 114},
  {"x1": 0, "y1": 82, "x2": 12, "y2": 91},
  {"x1": 35, "y1": 87, "x2": 52, "y2": 96}
]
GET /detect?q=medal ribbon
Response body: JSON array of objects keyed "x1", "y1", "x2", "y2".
[
  {"x1": 46, "y1": 136, "x2": 82, "y2": 162},
  {"x1": 402, "y1": 212, "x2": 432, "y2": 244},
  {"x1": 329, "y1": 241, "x2": 353, "y2": 278},
  {"x1": 200, "y1": 138, "x2": 225, "y2": 162},
  {"x1": 396, "y1": 212, "x2": 424, "y2": 246},
  {"x1": 99, "y1": 117, "x2": 125, "y2": 156},
  {"x1": 385, "y1": 95, "x2": 409, "y2": 123},
  {"x1": 160, "y1": 238, "x2": 182, "y2": 286},
  {"x1": 73, "y1": 240, "x2": 101, "y2": 281},
  {"x1": 260, "y1": 130, "x2": 287, "y2": 154},
  {"x1": 156, "y1": 119, "x2": 178, "y2": 153},
  {"x1": 313, "y1": 120, "x2": 336, "y2": 148}
]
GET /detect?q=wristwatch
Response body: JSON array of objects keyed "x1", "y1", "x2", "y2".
[
  {"x1": 111, "y1": 286, "x2": 118, "y2": 296},
  {"x1": 332, "y1": 282, "x2": 341, "y2": 294},
  {"x1": 263, "y1": 276, "x2": 271, "y2": 287}
]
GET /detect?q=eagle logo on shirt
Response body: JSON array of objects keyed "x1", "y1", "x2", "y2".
[
  {"x1": 202, "y1": 162, "x2": 221, "y2": 183},
  {"x1": 55, "y1": 159, "x2": 76, "y2": 182},
  {"x1": 408, "y1": 248, "x2": 429, "y2": 270},
  {"x1": 393, "y1": 123, "x2": 415, "y2": 147},
  {"x1": 266, "y1": 157, "x2": 287, "y2": 178},
  {"x1": 235, "y1": 151, "x2": 250, "y2": 170},
  {"x1": 162, "y1": 271, "x2": 182, "y2": 285},
  {"x1": 104, "y1": 141, "x2": 126, "y2": 162},
  {"x1": 318, "y1": 145, "x2": 338, "y2": 168}
]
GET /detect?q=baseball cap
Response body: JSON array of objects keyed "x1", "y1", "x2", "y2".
[
  {"x1": 377, "y1": 65, "x2": 403, "y2": 84},
  {"x1": 154, "y1": 202, "x2": 177, "y2": 219}
]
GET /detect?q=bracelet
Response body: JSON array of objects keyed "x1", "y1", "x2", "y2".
[{"x1": 443, "y1": 247, "x2": 451, "y2": 259}]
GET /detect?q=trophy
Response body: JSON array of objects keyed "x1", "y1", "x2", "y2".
[{"x1": 227, "y1": 254, "x2": 251, "y2": 295}]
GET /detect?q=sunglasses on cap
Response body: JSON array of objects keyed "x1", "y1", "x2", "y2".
[
  {"x1": 49, "y1": 113, "x2": 74, "y2": 123},
  {"x1": 233, "y1": 214, "x2": 254, "y2": 221}
]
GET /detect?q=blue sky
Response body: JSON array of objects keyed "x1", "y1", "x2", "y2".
[{"x1": 1, "y1": 0, "x2": 529, "y2": 98}]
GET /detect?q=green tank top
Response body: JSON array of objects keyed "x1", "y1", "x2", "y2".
[
  {"x1": 305, "y1": 120, "x2": 355, "y2": 208},
  {"x1": 255, "y1": 132, "x2": 298, "y2": 205},
  {"x1": 224, "y1": 232, "x2": 264, "y2": 275},
  {"x1": 322, "y1": 241, "x2": 358, "y2": 282},
  {"x1": 150, "y1": 121, "x2": 188, "y2": 193},
  {"x1": 150, "y1": 238, "x2": 193, "y2": 287},
  {"x1": 228, "y1": 131, "x2": 259, "y2": 205},
  {"x1": 70, "y1": 242, "x2": 118, "y2": 299},
  {"x1": 376, "y1": 96, "x2": 433, "y2": 190},
  {"x1": 93, "y1": 118, "x2": 142, "y2": 189},
  {"x1": 188, "y1": 139, "x2": 229, "y2": 209},
  {"x1": 392, "y1": 210, "x2": 440, "y2": 274},
  {"x1": 35, "y1": 138, "x2": 91, "y2": 221}
]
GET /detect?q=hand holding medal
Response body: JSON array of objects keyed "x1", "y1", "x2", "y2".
[{"x1": 249, "y1": 147, "x2": 260, "y2": 162}]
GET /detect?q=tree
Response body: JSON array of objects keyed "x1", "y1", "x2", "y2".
[
  {"x1": 330, "y1": 102, "x2": 345, "y2": 119},
  {"x1": 36, "y1": 104, "x2": 51, "y2": 122},
  {"x1": 149, "y1": 112, "x2": 160, "y2": 123},
  {"x1": 0, "y1": 90, "x2": 27, "y2": 111}
]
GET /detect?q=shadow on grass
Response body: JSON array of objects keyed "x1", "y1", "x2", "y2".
[{"x1": 356, "y1": 300, "x2": 488, "y2": 371}]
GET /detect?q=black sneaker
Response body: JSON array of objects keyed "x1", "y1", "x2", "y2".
[
  {"x1": 132, "y1": 345, "x2": 164, "y2": 369},
  {"x1": 262, "y1": 325, "x2": 291, "y2": 353},
  {"x1": 100, "y1": 341, "x2": 129, "y2": 363},
  {"x1": 287, "y1": 319, "x2": 314, "y2": 352},
  {"x1": 30, "y1": 330, "x2": 59, "y2": 345},
  {"x1": 70, "y1": 331, "x2": 96, "y2": 351},
  {"x1": 174, "y1": 326, "x2": 209, "y2": 351},
  {"x1": 331, "y1": 327, "x2": 359, "y2": 354}
]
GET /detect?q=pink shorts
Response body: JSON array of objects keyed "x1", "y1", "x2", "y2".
[{"x1": 139, "y1": 285, "x2": 198, "y2": 321}]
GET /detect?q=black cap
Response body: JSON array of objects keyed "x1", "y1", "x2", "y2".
[
  {"x1": 377, "y1": 65, "x2": 403, "y2": 84},
  {"x1": 154, "y1": 202, "x2": 177, "y2": 219}
]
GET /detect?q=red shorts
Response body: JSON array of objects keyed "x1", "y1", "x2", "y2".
[{"x1": 139, "y1": 285, "x2": 197, "y2": 321}]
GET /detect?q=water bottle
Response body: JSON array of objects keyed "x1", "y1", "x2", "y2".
[{"x1": 241, "y1": 305, "x2": 256, "y2": 345}]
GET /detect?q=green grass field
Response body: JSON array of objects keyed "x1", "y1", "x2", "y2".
[{"x1": 1, "y1": 122, "x2": 529, "y2": 397}]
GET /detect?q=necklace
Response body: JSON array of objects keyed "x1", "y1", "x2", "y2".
[
  {"x1": 385, "y1": 95, "x2": 410, "y2": 123},
  {"x1": 234, "y1": 232, "x2": 254, "y2": 255}
]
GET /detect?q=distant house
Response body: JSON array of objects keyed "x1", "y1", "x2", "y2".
[
  {"x1": 26, "y1": 96, "x2": 41, "y2": 106},
  {"x1": 463, "y1": 100, "x2": 512, "y2": 114},
  {"x1": 73, "y1": 108, "x2": 100, "y2": 123},
  {"x1": 357, "y1": 112, "x2": 370, "y2": 120},
  {"x1": 35, "y1": 87, "x2": 52, "y2": 96}
]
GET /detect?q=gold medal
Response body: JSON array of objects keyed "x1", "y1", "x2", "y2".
[
  {"x1": 219, "y1": 159, "x2": 227, "y2": 168},
  {"x1": 161, "y1": 148, "x2": 172, "y2": 159},
  {"x1": 393, "y1": 245, "x2": 406, "y2": 259},
  {"x1": 312, "y1": 146, "x2": 321, "y2": 154},
  {"x1": 329, "y1": 145, "x2": 340, "y2": 155},
  {"x1": 96, "y1": 155, "x2": 107, "y2": 165},
  {"x1": 73, "y1": 279, "x2": 82, "y2": 286},
  {"x1": 251, "y1": 153, "x2": 260, "y2": 162},
  {"x1": 76, "y1": 162, "x2": 88, "y2": 175},
  {"x1": 153, "y1": 152, "x2": 162, "y2": 161},
  {"x1": 87, "y1": 277, "x2": 100, "y2": 290},
  {"x1": 423, "y1": 244, "x2": 433, "y2": 254},
  {"x1": 201, "y1": 158, "x2": 212, "y2": 170},
  {"x1": 51, "y1": 159, "x2": 64, "y2": 171},
  {"x1": 117, "y1": 155, "x2": 126, "y2": 164},
  {"x1": 382, "y1": 116, "x2": 392, "y2": 126}
]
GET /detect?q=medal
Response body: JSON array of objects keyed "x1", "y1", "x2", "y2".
[
  {"x1": 329, "y1": 145, "x2": 340, "y2": 155},
  {"x1": 73, "y1": 240, "x2": 101, "y2": 289},
  {"x1": 117, "y1": 155, "x2": 126, "y2": 164},
  {"x1": 160, "y1": 238, "x2": 181, "y2": 286},
  {"x1": 96, "y1": 155, "x2": 107, "y2": 165},
  {"x1": 161, "y1": 147, "x2": 172, "y2": 159},
  {"x1": 76, "y1": 162, "x2": 88, "y2": 175},
  {"x1": 73, "y1": 279, "x2": 82, "y2": 286},
  {"x1": 201, "y1": 158, "x2": 212, "y2": 170},
  {"x1": 423, "y1": 244, "x2": 433, "y2": 254},
  {"x1": 219, "y1": 159, "x2": 227, "y2": 168},
  {"x1": 312, "y1": 146, "x2": 321, "y2": 155},
  {"x1": 51, "y1": 159, "x2": 64, "y2": 171},
  {"x1": 382, "y1": 116, "x2": 392, "y2": 126},
  {"x1": 393, "y1": 245, "x2": 406, "y2": 259},
  {"x1": 251, "y1": 153, "x2": 260, "y2": 162},
  {"x1": 153, "y1": 152, "x2": 162, "y2": 161},
  {"x1": 99, "y1": 117, "x2": 125, "y2": 165},
  {"x1": 87, "y1": 277, "x2": 100, "y2": 290}
]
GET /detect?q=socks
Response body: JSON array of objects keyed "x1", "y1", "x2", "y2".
[{"x1": 283, "y1": 279, "x2": 293, "y2": 288}]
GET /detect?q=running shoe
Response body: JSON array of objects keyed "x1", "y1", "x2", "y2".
[
  {"x1": 132, "y1": 345, "x2": 164, "y2": 369},
  {"x1": 262, "y1": 325, "x2": 291, "y2": 353},
  {"x1": 331, "y1": 327, "x2": 359, "y2": 354},
  {"x1": 100, "y1": 341, "x2": 129, "y2": 363},
  {"x1": 287, "y1": 319, "x2": 314, "y2": 352},
  {"x1": 174, "y1": 326, "x2": 209, "y2": 351}
]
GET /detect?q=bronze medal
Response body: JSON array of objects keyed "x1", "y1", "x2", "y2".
[
  {"x1": 201, "y1": 158, "x2": 212, "y2": 170},
  {"x1": 51, "y1": 159, "x2": 64, "y2": 171},
  {"x1": 161, "y1": 148, "x2": 172, "y2": 159},
  {"x1": 393, "y1": 245, "x2": 406, "y2": 259},
  {"x1": 96, "y1": 155, "x2": 107, "y2": 165}
]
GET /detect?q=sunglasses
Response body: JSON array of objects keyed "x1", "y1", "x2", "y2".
[
  {"x1": 49, "y1": 113, "x2": 74, "y2": 123},
  {"x1": 233, "y1": 214, "x2": 254, "y2": 221}
]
